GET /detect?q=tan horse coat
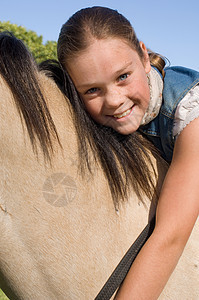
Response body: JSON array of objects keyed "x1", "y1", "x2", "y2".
[{"x1": 0, "y1": 72, "x2": 198, "y2": 299}]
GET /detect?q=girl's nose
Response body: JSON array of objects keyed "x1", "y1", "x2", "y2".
[{"x1": 104, "y1": 89, "x2": 125, "y2": 109}]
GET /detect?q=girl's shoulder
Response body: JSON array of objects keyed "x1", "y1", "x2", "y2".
[
  {"x1": 173, "y1": 84, "x2": 199, "y2": 137},
  {"x1": 164, "y1": 66, "x2": 199, "y2": 89},
  {"x1": 162, "y1": 66, "x2": 199, "y2": 115}
]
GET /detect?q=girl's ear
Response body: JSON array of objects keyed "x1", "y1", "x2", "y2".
[{"x1": 139, "y1": 41, "x2": 151, "y2": 74}]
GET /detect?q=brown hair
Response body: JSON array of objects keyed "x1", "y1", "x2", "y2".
[
  {"x1": 58, "y1": 6, "x2": 165, "y2": 73},
  {"x1": 54, "y1": 7, "x2": 165, "y2": 207}
]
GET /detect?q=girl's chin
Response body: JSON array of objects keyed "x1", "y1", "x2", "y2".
[
  {"x1": 99, "y1": 116, "x2": 140, "y2": 134},
  {"x1": 112, "y1": 125, "x2": 138, "y2": 135}
]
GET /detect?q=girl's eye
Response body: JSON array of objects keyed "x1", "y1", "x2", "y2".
[
  {"x1": 118, "y1": 73, "x2": 129, "y2": 82},
  {"x1": 85, "y1": 87, "x2": 99, "y2": 94}
]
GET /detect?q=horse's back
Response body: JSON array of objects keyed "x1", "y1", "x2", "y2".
[{"x1": 0, "y1": 73, "x2": 198, "y2": 299}]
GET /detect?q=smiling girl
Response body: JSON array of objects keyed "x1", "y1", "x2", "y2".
[
  {"x1": 66, "y1": 38, "x2": 151, "y2": 135},
  {"x1": 54, "y1": 7, "x2": 199, "y2": 299}
]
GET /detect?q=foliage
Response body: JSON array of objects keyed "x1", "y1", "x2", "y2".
[
  {"x1": 0, "y1": 289, "x2": 9, "y2": 300},
  {"x1": 0, "y1": 21, "x2": 57, "y2": 63}
]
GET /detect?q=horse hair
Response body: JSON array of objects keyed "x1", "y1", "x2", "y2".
[{"x1": 0, "y1": 32, "x2": 60, "y2": 161}]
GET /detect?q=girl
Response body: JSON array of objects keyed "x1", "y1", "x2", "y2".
[{"x1": 54, "y1": 6, "x2": 199, "y2": 299}]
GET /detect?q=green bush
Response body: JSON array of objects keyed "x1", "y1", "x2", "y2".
[
  {"x1": 0, "y1": 21, "x2": 57, "y2": 63},
  {"x1": 0, "y1": 289, "x2": 9, "y2": 300}
]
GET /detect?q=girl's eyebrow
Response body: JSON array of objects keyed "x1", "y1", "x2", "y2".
[
  {"x1": 76, "y1": 61, "x2": 132, "y2": 90},
  {"x1": 76, "y1": 82, "x2": 96, "y2": 91},
  {"x1": 114, "y1": 61, "x2": 132, "y2": 77}
]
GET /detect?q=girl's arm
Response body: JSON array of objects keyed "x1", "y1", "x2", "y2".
[{"x1": 115, "y1": 117, "x2": 199, "y2": 300}]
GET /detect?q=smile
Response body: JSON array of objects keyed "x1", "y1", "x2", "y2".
[{"x1": 113, "y1": 106, "x2": 134, "y2": 119}]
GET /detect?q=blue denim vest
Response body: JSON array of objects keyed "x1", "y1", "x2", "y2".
[{"x1": 140, "y1": 66, "x2": 199, "y2": 162}]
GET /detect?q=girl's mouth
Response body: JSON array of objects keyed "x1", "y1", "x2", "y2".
[{"x1": 113, "y1": 105, "x2": 134, "y2": 119}]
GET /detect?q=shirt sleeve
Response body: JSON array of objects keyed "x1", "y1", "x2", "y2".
[{"x1": 173, "y1": 84, "x2": 199, "y2": 137}]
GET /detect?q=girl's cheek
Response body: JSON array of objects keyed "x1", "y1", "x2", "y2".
[{"x1": 85, "y1": 103, "x2": 100, "y2": 117}]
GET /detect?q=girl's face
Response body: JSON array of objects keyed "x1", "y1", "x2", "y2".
[{"x1": 67, "y1": 38, "x2": 151, "y2": 135}]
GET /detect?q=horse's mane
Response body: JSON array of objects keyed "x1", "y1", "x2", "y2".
[{"x1": 0, "y1": 32, "x2": 60, "y2": 161}]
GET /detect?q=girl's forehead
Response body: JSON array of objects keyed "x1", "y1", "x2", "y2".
[
  {"x1": 69, "y1": 38, "x2": 137, "y2": 65},
  {"x1": 87, "y1": 37, "x2": 133, "y2": 52}
]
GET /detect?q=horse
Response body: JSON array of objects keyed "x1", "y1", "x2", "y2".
[{"x1": 0, "y1": 34, "x2": 198, "y2": 300}]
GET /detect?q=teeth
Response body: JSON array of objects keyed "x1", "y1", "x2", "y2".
[{"x1": 114, "y1": 107, "x2": 132, "y2": 119}]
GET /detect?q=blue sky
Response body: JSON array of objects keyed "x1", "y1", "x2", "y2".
[{"x1": 1, "y1": 0, "x2": 199, "y2": 69}]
